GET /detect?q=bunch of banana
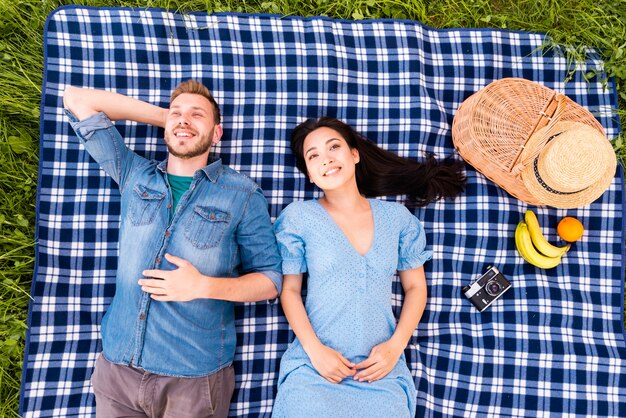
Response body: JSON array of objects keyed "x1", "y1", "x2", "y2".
[{"x1": 515, "y1": 210, "x2": 570, "y2": 269}]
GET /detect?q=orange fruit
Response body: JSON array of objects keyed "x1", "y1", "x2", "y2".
[{"x1": 557, "y1": 217, "x2": 584, "y2": 242}]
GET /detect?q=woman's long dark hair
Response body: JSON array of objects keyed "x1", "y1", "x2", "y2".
[{"x1": 290, "y1": 117, "x2": 467, "y2": 207}]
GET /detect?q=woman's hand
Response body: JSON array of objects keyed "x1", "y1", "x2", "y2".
[
  {"x1": 307, "y1": 343, "x2": 356, "y2": 384},
  {"x1": 352, "y1": 266, "x2": 427, "y2": 383},
  {"x1": 280, "y1": 275, "x2": 355, "y2": 384},
  {"x1": 353, "y1": 339, "x2": 404, "y2": 382}
]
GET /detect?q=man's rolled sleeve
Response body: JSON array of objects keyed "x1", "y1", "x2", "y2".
[
  {"x1": 65, "y1": 109, "x2": 114, "y2": 141},
  {"x1": 65, "y1": 109, "x2": 144, "y2": 190},
  {"x1": 236, "y1": 188, "x2": 283, "y2": 295}
]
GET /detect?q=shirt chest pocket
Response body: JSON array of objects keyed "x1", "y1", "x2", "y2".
[
  {"x1": 128, "y1": 184, "x2": 166, "y2": 226},
  {"x1": 185, "y1": 206, "x2": 231, "y2": 249}
]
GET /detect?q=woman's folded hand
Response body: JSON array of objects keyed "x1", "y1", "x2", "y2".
[
  {"x1": 353, "y1": 339, "x2": 404, "y2": 382},
  {"x1": 306, "y1": 342, "x2": 356, "y2": 384}
]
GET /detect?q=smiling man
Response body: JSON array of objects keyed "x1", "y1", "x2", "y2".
[{"x1": 63, "y1": 80, "x2": 282, "y2": 418}]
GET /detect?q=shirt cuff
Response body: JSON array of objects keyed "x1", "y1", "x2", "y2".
[
  {"x1": 258, "y1": 269, "x2": 283, "y2": 297},
  {"x1": 64, "y1": 109, "x2": 114, "y2": 141}
]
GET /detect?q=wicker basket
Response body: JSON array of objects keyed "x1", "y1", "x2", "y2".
[{"x1": 451, "y1": 78, "x2": 605, "y2": 205}]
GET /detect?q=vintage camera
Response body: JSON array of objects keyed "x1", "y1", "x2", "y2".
[{"x1": 462, "y1": 266, "x2": 512, "y2": 312}]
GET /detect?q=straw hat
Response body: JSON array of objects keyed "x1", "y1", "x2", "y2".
[{"x1": 519, "y1": 121, "x2": 616, "y2": 209}]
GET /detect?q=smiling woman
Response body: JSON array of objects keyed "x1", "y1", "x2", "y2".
[
  {"x1": 291, "y1": 117, "x2": 467, "y2": 207},
  {"x1": 302, "y1": 128, "x2": 361, "y2": 193},
  {"x1": 271, "y1": 117, "x2": 466, "y2": 417}
]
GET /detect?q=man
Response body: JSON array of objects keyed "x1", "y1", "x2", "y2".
[{"x1": 63, "y1": 80, "x2": 282, "y2": 418}]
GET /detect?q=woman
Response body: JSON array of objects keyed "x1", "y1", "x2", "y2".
[{"x1": 272, "y1": 117, "x2": 466, "y2": 417}]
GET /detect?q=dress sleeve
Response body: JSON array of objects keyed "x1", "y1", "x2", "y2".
[
  {"x1": 273, "y1": 205, "x2": 308, "y2": 275},
  {"x1": 397, "y1": 208, "x2": 433, "y2": 271}
]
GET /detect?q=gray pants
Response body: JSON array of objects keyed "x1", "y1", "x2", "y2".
[{"x1": 91, "y1": 354, "x2": 235, "y2": 418}]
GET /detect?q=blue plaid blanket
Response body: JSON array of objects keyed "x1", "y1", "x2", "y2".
[{"x1": 21, "y1": 5, "x2": 626, "y2": 417}]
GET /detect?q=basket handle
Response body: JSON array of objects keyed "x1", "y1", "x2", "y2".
[{"x1": 510, "y1": 93, "x2": 568, "y2": 174}]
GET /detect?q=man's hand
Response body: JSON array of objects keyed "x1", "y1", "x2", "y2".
[
  {"x1": 353, "y1": 339, "x2": 404, "y2": 383},
  {"x1": 139, "y1": 253, "x2": 207, "y2": 302},
  {"x1": 307, "y1": 342, "x2": 356, "y2": 384}
]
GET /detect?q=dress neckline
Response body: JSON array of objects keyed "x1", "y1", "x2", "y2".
[{"x1": 314, "y1": 198, "x2": 376, "y2": 258}]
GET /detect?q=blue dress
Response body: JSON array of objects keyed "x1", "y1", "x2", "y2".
[{"x1": 272, "y1": 199, "x2": 432, "y2": 418}]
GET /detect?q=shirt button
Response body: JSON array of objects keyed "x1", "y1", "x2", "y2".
[
  {"x1": 210, "y1": 213, "x2": 216, "y2": 220},
  {"x1": 166, "y1": 203, "x2": 172, "y2": 208},
  {"x1": 165, "y1": 231, "x2": 171, "y2": 236},
  {"x1": 139, "y1": 313, "x2": 146, "y2": 320},
  {"x1": 142, "y1": 192, "x2": 148, "y2": 197},
  {"x1": 155, "y1": 257, "x2": 161, "y2": 263}
]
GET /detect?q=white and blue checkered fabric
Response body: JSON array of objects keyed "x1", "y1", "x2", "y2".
[{"x1": 21, "y1": 5, "x2": 626, "y2": 417}]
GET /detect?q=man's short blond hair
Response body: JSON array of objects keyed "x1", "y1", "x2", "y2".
[{"x1": 170, "y1": 80, "x2": 221, "y2": 124}]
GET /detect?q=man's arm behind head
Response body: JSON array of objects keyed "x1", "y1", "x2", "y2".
[{"x1": 63, "y1": 86, "x2": 168, "y2": 127}]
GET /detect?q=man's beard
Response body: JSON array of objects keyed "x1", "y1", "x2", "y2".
[{"x1": 164, "y1": 127, "x2": 214, "y2": 159}]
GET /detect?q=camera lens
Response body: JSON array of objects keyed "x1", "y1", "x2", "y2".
[{"x1": 485, "y1": 280, "x2": 501, "y2": 296}]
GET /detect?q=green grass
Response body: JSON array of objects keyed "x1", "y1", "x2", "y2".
[{"x1": 1, "y1": 0, "x2": 625, "y2": 416}]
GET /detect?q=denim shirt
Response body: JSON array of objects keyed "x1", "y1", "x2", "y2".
[{"x1": 66, "y1": 111, "x2": 282, "y2": 377}]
